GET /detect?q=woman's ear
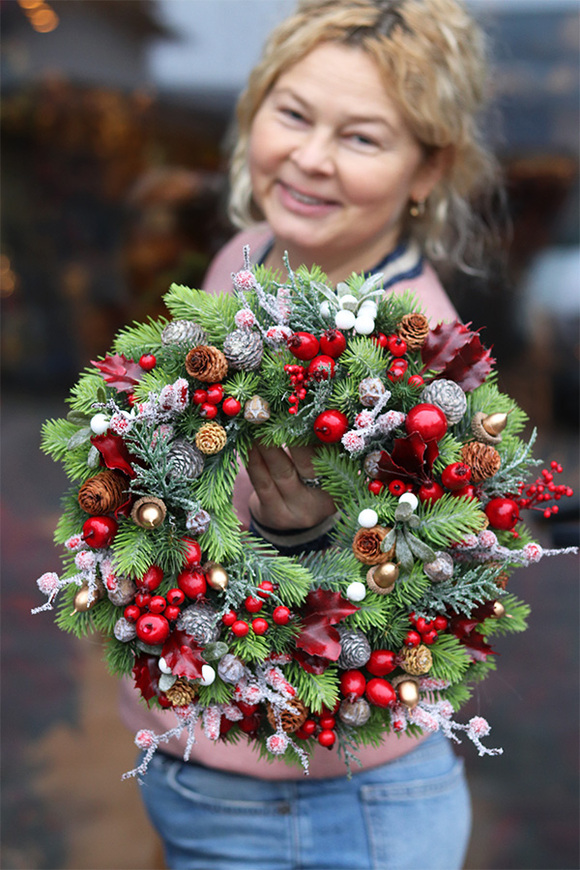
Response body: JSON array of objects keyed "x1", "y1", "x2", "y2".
[{"x1": 411, "y1": 144, "x2": 454, "y2": 203}]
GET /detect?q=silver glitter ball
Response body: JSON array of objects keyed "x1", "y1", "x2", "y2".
[
  {"x1": 339, "y1": 697, "x2": 371, "y2": 727},
  {"x1": 424, "y1": 551, "x2": 454, "y2": 582}
]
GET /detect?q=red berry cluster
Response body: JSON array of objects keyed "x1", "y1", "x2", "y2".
[
  {"x1": 220, "y1": 701, "x2": 263, "y2": 738},
  {"x1": 192, "y1": 383, "x2": 242, "y2": 419},
  {"x1": 283, "y1": 364, "x2": 309, "y2": 415},
  {"x1": 513, "y1": 462, "x2": 574, "y2": 519},
  {"x1": 295, "y1": 701, "x2": 340, "y2": 747},
  {"x1": 223, "y1": 581, "x2": 293, "y2": 638},
  {"x1": 405, "y1": 612, "x2": 448, "y2": 647},
  {"x1": 123, "y1": 565, "x2": 187, "y2": 645},
  {"x1": 371, "y1": 333, "x2": 424, "y2": 387},
  {"x1": 338, "y1": 650, "x2": 398, "y2": 708}
]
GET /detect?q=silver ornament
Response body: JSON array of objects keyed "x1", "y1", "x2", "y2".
[
  {"x1": 107, "y1": 576, "x2": 137, "y2": 607},
  {"x1": 424, "y1": 551, "x2": 454, "y2": 582},
  {"x1": 223, "y1": 329, "x2": 264, "y2": 370},
  {"x1": 168, "y1": 439, "x2": 205, "y2": 480},
  {"x1": 114, "y1": 617, "x2": 137, "y2": 643},
  {"x1": 185, "y1": 508, "x2": 212, "y2": 535},
  {"x1": 177, "y1": 604, "x2": 221, "y2": 645},
  {"x1": 421, "y1": 379, "x2": 467, "y2": 424},
  {"x1": 358, "y1": 377, "x2": 386, "y2": 407},
  {"x1": 339, "y1": 697, "x2": 371, "y2": 727},
  {"x1": 217, "y1": 653, "x2": 246, "y2": 684},
  {"x1": 363, "y1": 450, "x2": 383, "y2": 479},
  {"x1": 337, "y1": 626, "x2": 371, "y2": 669},
  {"x1": 162, "y1": 319, "x2": 207, "y2": 346}
]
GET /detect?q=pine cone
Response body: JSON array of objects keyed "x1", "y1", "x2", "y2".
[
  {"x1": 162, "y1": 320, "x2": 207, "y2": 346},
  {"x1": 185, "y1": 345, "x2": 228, "y2": 383},
  {"x1": 177, "y1": 604, "x2": 221, "y2": 645},
  {"x1": 358, "y1": 377, "x2": 386, "y2": 407},
  {"x1": 266, "y1": 698, "x2": 308, "y2": 733},
  {"x1": 186, "y1": 508, "x2": 212, "y2": 535},
  {"x1": 421, "y1": 379, "x2": 467, "y2": 424},
  {"x1": 217, "y1": 653, "x2": 245, "y2": 685},
  {"x1": 337, "y1": 627, "x2": 371, "y2": 668},
  {"x1": 78, "y1": 469, "x2": 127, "y2": 515},
  {"x1": 397, "y1": 313, "x2": 430, "y2": 350},
  {"x1": 223, "y1": 329, "x2": 264, "y2": 370},
  {"x1": 363, "y1": 450, "x2": 383, "y2": 479},
  {"x1": 165, "y1": 678, "x2": 198, "y2": 707},
  {"x1": 195, "y1": 422, "x2": 227, "y2": 455},
  {"x1": 244, "y1": 395, "x2": 271, "y2": 424},
  {"x1": 460, "y1": 441, "x2": 501, "y2": 483},
  {"x1": 167, "y1": 439, "x2": 205, "y2": 480},
  {"x1": 400, "y1": 643, "x2": 433, "y2": 675},
  {"x1": 352, "y1": 526, "x2": 395, "y2": 565}
]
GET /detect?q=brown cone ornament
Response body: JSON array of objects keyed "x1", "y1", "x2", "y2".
[
  {"x1": 185, "y1": 345, "x2": 228, "y2": 383},
  {"x1": 397, "y1": 312, "x2": 429, "y2": 350},
  {"x1": 267, "y1": 698, "x2": 308, "y2": 733},
  {"x1": 78, "y1": 469, "x2": 127, "y2": 515},
  {"x1": 353, "y1": 526, "x2": 395, "y2": 565}
]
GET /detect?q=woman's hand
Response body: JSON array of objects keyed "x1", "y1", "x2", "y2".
[{"x1": 247, "y1": 443, "x2": 335, "y2": 530}]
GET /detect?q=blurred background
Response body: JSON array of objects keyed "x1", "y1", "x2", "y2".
[{"x1": 1, "y1": 1, "x2": 578, "y2": 868}]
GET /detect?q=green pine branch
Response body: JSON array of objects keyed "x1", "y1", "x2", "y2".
[
  {"x1": 285, "y1": 662, "x2": 339, "y2": 713},
  {"x1": 429, "y1": 633, "x2": 472, "y2": 682},
  {"x1": 112, "y1": 317, "x2": 167, "y2": 358},
  {"x1": 164, "y1": 285, "x2": 239, "y2": 343},
  {"x1": 418, "y1": 493, "x2": 485, "y2": 548}
]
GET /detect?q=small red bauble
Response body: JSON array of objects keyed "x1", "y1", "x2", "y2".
[
  {"x1": 137, "y1": 565, "x2": 164, "y2": 591},
  {"x1": 371, "y1": 333, "x2": 389, "y2": 348},
  {"x1": 237, "y1": 701, "x2": 259, "y2": 716},
  {"x1": 231, "y1": 619, "x2": 250, "y2": 638},
  {"x1": 319, "y1": 714, "x2": 336, "y2": 730},
  {"x1": 404, "y1": 630, "x2": 421, "y2": 648},
  {"x1": 387, "y1": 366, "x2": 405, "y2": 383},
  {"x1": 368, "y1": 479, "x2": 385, "y2": 495},
  {"x1": 339, "y1": 669, "x2": 367, "y2": 698},
  {"x1": 244, "y1": 595, "x2": 263, "y2": 613},
  {"x1": 318, "y1": 729, "x2": 336, "y2": 748},
  {"x1": 135, "y1": 612, "x2": 170, "y2": 644},
  {"x1": 192, "y1": 389, "x2": 208, "y2": 405},
  {"x1": 441, "y1": 462, "x2": 472, "y2": 491},
  {"x1": 139, "y1": 353, "x2": 157, "y2": 371},
  {"x1": 222, "y1": 397, "x2": 242, "y2": 416},
  {"x1": 408, "y1": 374, "x2": 425, "y2": 388},
  {"x1": 387, "y1": 334, "x2": 407, "y2": 357},
  {"x1": 313, "y1": 409, "x2": 349, "y2": 443},
  {"x1": 238, "y1": 714, "x2": 260, "y2": 734},
  {"x1": 366, "y1": 649, "x2": 396, "y2": 677},
  {"x1": 301, "y1": 719, "x2": 317, "y2": 736},
  {"x1": 124, "y1": 604, "x2": 141, "y2": 622},
  {"x1": 422, "y1": 629, "x2": 439, "y2": 645},
  {"x1": 166, "y1": 588, "x2": 185, "y2": 606},
  {"x1": 134, "y1": 591, "x2": 151, "y2": 609},
  {"x1": 388, "y1": 479, "x2": 407, "y2": 497},
  {"x1": 148, "y1": 595, "x2": 167, "y2": 614},
  {"x1": 251, "y1": 618, "x2": 269, "y2": 635},
  {"x1": 272, "y1": 605, "x2": 291, "y2": 625},
  {"x1": 222, "y1": 610, "x2": 237, "y2": 626},
  {"x1": 257, "y1": 580, "x2": 275, "y2": 598},
  {"x1": 82, "y1": 516, "x2": 118, "y2": 549},
  {"x1": 418, "y1": 480, "x2": 445, "y2": 504},
  {"x1": 200, "y1": 402, "x2": 218, "y2": 419},
  {"x1": 390, "y1": 359, "x2": 408, "y2": 375},
  {"x1": 181, "y1": 538, "x2": 202, "y2": 567},
  {"x1": 485, "y1": 497, "x2": 520, "y2": 530},
  {"x1": 287, "y1": 331, "x2": 320, "y2": 361},
  {"x1": 307, "y1": 354, "x2": 336, "y2": 381},
  {"x1": 365, "y1": 678, "x2": 396, "y2": 707},
  {"x1": 405, "y1": 403, "x2": 448, "y2": 442},
  {"x1": 434, "y1": 615, "x2": 448, "y2": 631},
  {"x1": 164, "y1": 605, "x2": 181, "y2": 621},
  {"x1": 206, "y1": 384, "x2": 224, "y2": 405},
  {"x1": 319, "y1": 329, "x2": 347, "y2": 358},
  {"x1": 177, "y1": 569, "x2": 207, "y2": 599},
  {"x1": 451, "y1": 484, "x2": 476, "y2": 500}
]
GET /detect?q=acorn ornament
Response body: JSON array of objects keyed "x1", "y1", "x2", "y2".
[
  {"x1": 131, "y1": 496, "x2": 167, "y2": 528},
  {"x1": 205, "y1": 562, "x2": 229, "y2": 590},
  {"x1": 72, "y1": 581, "x2": 104, "y2": 614},
  {"x1": 366, "y1": 562, "x2": 399, "y2": 594},
  {"x1": 471, "y1": 410, "x2": 509, "y2": 445}
]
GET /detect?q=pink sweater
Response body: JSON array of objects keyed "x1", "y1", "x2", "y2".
[{"x1": 119, "y1": 225, "x2": 458, "y2": 779}]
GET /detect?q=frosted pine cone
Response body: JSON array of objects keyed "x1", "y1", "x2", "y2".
[
  {"x1": 337, "y1": 627, "x2": 371, "y2": 669},
  {"x1": 424, "y1": 551, "x2": 454, "y2": 582},
  {"x1": 223, "y1": 329, "x2": 264, "y2": 370},
  {"x1": 185, "y1": 345, "x2": 228, "y2": 383},
  {"x1": 400, "y1": 644, "x2": 433, "y2": 675},
  {"x1": 397, "y1": 313, "x2": 429, "y2": 350},
  {"x1": 78, "y1": 469, "x2": 127, "y2": 515},
  {"x1": 461, "y1": 441, "x2": 501, "y2": 483},
  {"x1": 185, "y1": 508, "x2": 211, "y2": 535},
  {"x1": 107, "y1": 576, "x2": 137, "y2": 607},
  {"x1": 421, "y1": 379, "x2": 467, "y2": 424},
  {"x1": 363, "y1": 450, "x2": 383, "y2": 479},
  {"x1": 162, "y1": 320, "x2": 207, "y2": 346},
  {"x1": 167, "y1": 439, "x2": 205, "y2": 480},
  {"x1": 195, "y1": 422, "x2": 227, "y2": 455},
  {"x1": 177, "y1": 604, "x2": 221, "y2": 645},
  {"x1": 114, "y1": 617, "x2": 137, "y2": 643},
  {"x1": 217, "y1": 654, "x2": 245, "y2": 685},
  {"x1": 266, "y1": 698, "x2": 308, "y2": 733},
  {"x1": 339, "y1": 697, "x2": 371, "y2": 726}
]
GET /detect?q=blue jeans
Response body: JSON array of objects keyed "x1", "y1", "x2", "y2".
[{"x1": 138, "y1": 732, "x2": 471, "y2": 870}]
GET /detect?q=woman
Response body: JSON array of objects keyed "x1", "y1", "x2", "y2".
[{"x1": 124, "y1": 2, "x2": 501, "y2": 867}]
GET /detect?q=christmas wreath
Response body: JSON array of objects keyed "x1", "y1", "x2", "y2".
[{"x1": 35, "y1": 248, "x2": 576, "y2": 777}]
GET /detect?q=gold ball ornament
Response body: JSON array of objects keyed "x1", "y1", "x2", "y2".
[
  {"x1": 72, "y1": 582, "x2": 104, "y2": 614},
  {"x1": 491, "y1": 600, "x2": 506, "y2": 619},
  {"x1": 131, "y1": 496, "x2": 167, "y2": 528},
  {"x1": 366, "y1": 562, "x2": 399, "y2": 594},
  {"x1": 205, "y1": 562, "x2": 229, "y2": 591},
  {"x1": 397, "y1": 678, "x2": 420, "y2": 709}
]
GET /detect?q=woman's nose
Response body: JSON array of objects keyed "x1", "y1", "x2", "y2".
[{"x1": 290, "y1": 129, "x2": 334, "y2": 175}]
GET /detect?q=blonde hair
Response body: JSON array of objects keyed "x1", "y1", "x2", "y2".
[{"x1": 228, "y1": 0, "x2": 502, "y2": 271}]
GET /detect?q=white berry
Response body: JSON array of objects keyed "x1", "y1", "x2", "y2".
[
  {"x1": 354, "y1": 315, "x2": 375, "y2": 335},
  {"x1": 200, "y1": 664, "x2": 216, "y2": 686},
  {"x1": 319, "y1": 301, "x2": 332, "y2": 319},
  {"x1": 358, "y1": 508, "x2": 378, "y2": 528},
  {"x1": 90, "y1": 413, "x2": 110, "y2": 435},
  {"x1": 158, "y1": 656, "x2": 172, "y2": 675},
  {"x1": 399, "y1": 492, "x2": 419, "y2": 511},
  {"x1": 359, "y1": 300, "x2": 378, "y2": 315},
  {"x1": 339, "y1": 294, "x2": 358, "y2": 312},
  {"x1": 346, "y1": 581, "x2": 366, "y2": 602},
  {"x1": 335, "y1": 309, "x2": 356, "y2": 330}
]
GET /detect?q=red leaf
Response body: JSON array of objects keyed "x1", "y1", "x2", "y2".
[
  {"x1": 292, "y1": 649, "x2": 333, "y2": 674},
  {"x1": 376, "y1": 435, "x2": 438, "y2": 485},
  {"x1": 133, "y1": 654, "x2": 161, "y2": 703},
  {"x1": 161, "y1": 630, "x2": 205, "y2": 680},
  {"x1": 421, "y1": 321, "x2": 494, "y2": 391},
  {"x1": 91, "y1": 433, "x2": 137, "y2": 478},
  {"x1": 295, "y1": 589, "x2": 358, "y2": 661},
  {"x1": 91, "y1": 353, "x2": 143, "y2": 393},
  {"x1": 302, "y1": 588, "x2": 359, "y2": 624}
]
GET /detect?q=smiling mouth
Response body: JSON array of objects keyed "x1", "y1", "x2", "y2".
[{"x1": 279, "y1": 182, "x2": 338, "y2": 207}]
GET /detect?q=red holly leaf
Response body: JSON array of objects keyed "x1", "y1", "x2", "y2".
[
  {"x1": 161, "y1": 630, "x2": 205, "y2": 680},
  {"x1": 376, "y1": 434, "x2": 438, "y2": 485},
  {"x1": 292, "y1": 649, "x2": 333, "y2": 674},
  {"x1": 91, "y1": 432, "x2": 137, "y2": 478},
  {"x1": 421, "y1": 321, "x2": 495, "y2": 391},
  {"x1": 295, "y1": 589, "x2": 358, "y2": 661},
  {"x1": 91, "y1": 353, "x2": 143, "y2": 393},
  {"x1": 133, "y1": 654, "x2": 161, "y2": 703}
]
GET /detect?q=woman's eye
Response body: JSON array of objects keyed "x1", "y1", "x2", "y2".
[
  {"x1": 348, "y1": 133, "x2": 379, "y2": 148},
  {"x1": 281, "y1": 107, "x2": 307, "y2": 123}
]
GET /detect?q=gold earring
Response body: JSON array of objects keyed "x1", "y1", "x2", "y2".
[{"x1": 409, "y1": 200, "x2": 425, "y2": 218}]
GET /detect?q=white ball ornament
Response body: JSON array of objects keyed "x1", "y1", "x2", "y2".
[
  {"x1": 358, "y1": 508, "x2": 378, "y2": 528},
  {"x1": 158, "y1": 656, "x2": 172, "y2": 675},
  {"x1": 346, "y1": 581, "x2": 367, "y2": 602},
  {"x1": 354, "y1": 315, "x2": 375, "y2": 335},
  {"x1": 399, "y1": 492, "x2": 419, "y2": 511},
  {"x1": 200, "y1": 664, "x2": 216, "y2": 686},
  {"x1": 359, "y1": 300, "x2": 378, "y2": 315},
  {"x1": 90, "y1": 413, "x2": 110, "y2": 435},
  {"x1": 319, "y1": 301, "x2": 332, "y2": 319},
  {"x1": 335, "y1": 309, "x2": 356, "y2": 330},
  {"x1": 339, "y1": 294, "x2": 358, "y2": 312}
]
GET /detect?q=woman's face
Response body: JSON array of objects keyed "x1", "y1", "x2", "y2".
[{"x1": 248, "y1": 43, "x2": 442, "y2": 276}]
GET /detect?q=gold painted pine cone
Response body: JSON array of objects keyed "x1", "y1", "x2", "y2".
[
  {"x1": 165, "y1": 678, "x2": 198, "y2": 706},
  {"x1": 195, "y1": 422, "x2": 227, "y2": 455},
  {"x1": 400, "y1": 643, "x2": 433, "y2": 675}
]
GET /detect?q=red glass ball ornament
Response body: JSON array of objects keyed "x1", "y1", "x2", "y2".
[
  {"x1": 441, "y1": 462, "x2": 472, "y2": 491},
  {"x1": 222, "y1": 610, "x2": 237, "y2": 627},
  {"x1": 319, "y1": 329, "x2": 347, "y2": 358},
  {"x1": 388, "y1": 479, "x2": 407, "y2": 497},
  {"x1": 339, "y1": 669, "x2": 367, "y2": 698},
  {"x1": 137, "y1": 565, "x2": 164, "y2": 591},
  {"x1": 368, "y1": 479, "x2": 385, "y2": 495},
  {"x1": 257, "y1": 580, "x2": 275, "y2": 598},
  {"x1": 405, "y1": 403, "x2": 448, "y2": 442},
  {"x1": 231, "y1": 619, "x2": 250, "y2": 638},
  {"x1": 206, "y1": 384, "x2": 224, "y2": 405},
  {"x1": 244, "y1": 595, "x2": 264, "y2": 613},
  {"x1": 148, "y1": 595, "x2": 167, "y2": 614},
  {"x1": 134, "y1": 591, "x2": 151, "y2": 609},
  {"x1": 434, "y1": 615, "x2": 448, "y2": 631},
  {"x1": 485, "y1": 497, "x2": 520, "y2": 530},
  {"x1": 82, "y1": 516, "x2": 118, "y2": 549},
  {"x1": 252, "y1": 618, "x2": 269, "y2": 635},
  {"x1": 139, "y1": 353, "x2": 157, "y2": 371},
  {"x1": 451, "y1": 484, "x2": 476, "y2": 500},
  {"x1": 272, "y1": 606, "x2": 291, "y2": 625},
  {"x1": 365, "y1": 678, "x2": 396, "y2": 707},
  {"x1": 390, "y1": 358, "x2": 408, "y2": 374},
  {"x1": 181, "y1": 538, "x2": 202, "y2": 567},
  {"x1": 166, "y1": 588, "x2": 185, "y2": 606},
  {"x1": 404, "y1": 630, "x2": 421, "y2": 648},
  {"x1": 192, "y1": 389, "x2": 208, "y2": 405},
  {"x1": 222, "y1": 397, "x2": 242, "y2": 417},
  {"x1": 301, "y1": 719, "x2": 317, "y2": 736},
  {"x1": 135, "y1": 612, "x2": 170, "y2": 645},
  {"x1": 313, "y1": 409, "x2": 349, "y2": 443},
  {"x1": 318, "y1": 729, "x2": 336, "y2": 748},
  {"x1": 366, "y1": 649, "x2": 396, "y2": 677},
  {"x1": 177, "y1": 569, "x2": 207, "y2": 599},
  {"x1": 124, "y1": 604, "x2": 141, "y2": 622},
  {"x1": 371, "y1": 333, "x2": 389, "y2": 348},
  {"x1": 319, "y1": 714, "x2": 336, "y2": 730},
  {"x1": 307, "y1": 355, "x2": 336, "y2": 382},
  {"x1": 287, "y1": 331, "x2": 320, "y2": 361},
  {"x1": 387, "y1": 334, "x2": 407, "y2": 357},
  {"x1": 422, "y1": 629, "x2": 439, "y2": 645},
  {"x1": 418, "y1": 480, "x2": 445, "y2": 504}
]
